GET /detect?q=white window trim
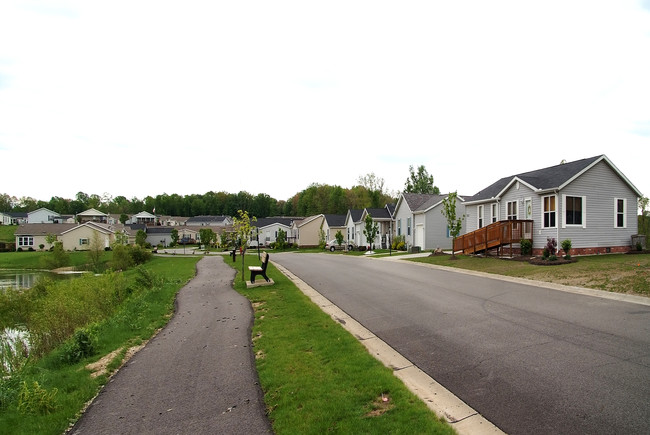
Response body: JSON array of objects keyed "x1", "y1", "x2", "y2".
[
  {"x1": 614, "y1": 198, "x2": 627, "y2": 228},
  {"x1": 477, "y1": 205, "x2": 484, "y2": 229},
  {"x1": 562, "y1": 194, "x2": 586, "y2": 228},
  {"x1": 507, "y1": 200, "x2": 518, "y2": 220},
  {"x1": 541, "y1": 194, "x2": 557, "y2": 229},
  {"x1": 491, "y1": 203, "x2": 498, "y2": 223}
]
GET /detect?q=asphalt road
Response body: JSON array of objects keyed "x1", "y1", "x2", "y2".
[
  {"x1": 70, "y1": 256, "x2": 271, "y2": 435},
  {"x1": 271, "y1": 253, "x2": 650, "y2": 435}
]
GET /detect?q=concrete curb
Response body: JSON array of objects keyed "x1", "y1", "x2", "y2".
[{"x1": 273, "y1": 262, "x2": 505, "y2": 435}]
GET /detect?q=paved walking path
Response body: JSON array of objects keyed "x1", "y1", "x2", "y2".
[{"x1": 71, "y1": 256, "x2": 271, "y2": 434}]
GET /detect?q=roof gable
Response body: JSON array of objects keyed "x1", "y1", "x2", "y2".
[{"x1": 463, "y1": 155, "x2": 637, "y2": 203}]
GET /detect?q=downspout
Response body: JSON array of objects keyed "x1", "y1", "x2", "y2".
[{"x1": 555, "y1": 189, "x2": 561, "y2": 255}]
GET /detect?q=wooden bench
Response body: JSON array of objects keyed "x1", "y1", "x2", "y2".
[{"x1": 248, "y1": 252, "x2": 270, "y2": 283}]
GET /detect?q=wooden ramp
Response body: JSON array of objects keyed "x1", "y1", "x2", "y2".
[{"x1": 454, "y1": 220, "x2": 533, "y2": 255}]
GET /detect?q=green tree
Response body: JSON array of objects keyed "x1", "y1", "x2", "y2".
[
  {"x1": 335, "y1": 230, "x2": 344, "y2": 247},
  {"x1": 404, "y1": 165, "x2": 440, "y2": 194},
  {"x1": 363, "y1": 213, "x2": 379, "y2": 250},
  {"x1": 199, "y1": 228, "x2": 216, "y2": 249},
  {"x1": 135, "y1": 230, "x2": 147, "y2": 247},
  {"x1": 441, "y1": 192, "x2": 465, "y2": 258},
  {"x1": 276, "y1": 228, "x2": 287, "y2": 250},
  {"x1": 232, "y1": 210, "x2": 256, "y2": 281},
  {"x1": 170, "y1": 228, "x2": 179, "y2": 246}
]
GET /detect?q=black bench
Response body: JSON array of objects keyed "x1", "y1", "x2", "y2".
[{"x1": 248, "y1": 252, "x2": 270, "y2": 283}]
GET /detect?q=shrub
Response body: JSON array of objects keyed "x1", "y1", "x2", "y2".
[
  {"x1": 59, "y1": 325, "x2": 98, "y2": 365},
  {"x1": 637, "y1": 242, "x2": 643, "y2": 252},
  {"x1": 520, "y1": 239, "x2": 532, "y2": 256},
  {"x1": 561, "y1": 239, "x2": 572, "y2": 259},
  {"x1": 17, "y1": 381, "x2": 59, "y2": 415},
  {"x1": 545, "y1": 238, "x2": 557, "y2": 257}
]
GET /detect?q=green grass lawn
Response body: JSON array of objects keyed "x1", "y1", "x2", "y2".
[
  {"x1": 232, "y1": 255, "x2": 454, "y2": 434},
  {"x1": 0, "y1": 226, "x2": 16, "y2": 243},
  {"x1": 410, "y1": 253, "x2": 650, "y2": 296}
]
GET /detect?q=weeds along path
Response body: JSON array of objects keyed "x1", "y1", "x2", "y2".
[{"x1": 71, "y1": 255, "x2": 271, "y2": 435}]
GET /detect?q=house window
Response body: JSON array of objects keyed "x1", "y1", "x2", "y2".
[
  {"x1": 79, "y1": 238, "x2": 89, "y2": 246},
  {"x1": 543, "y1": 195, "x2": 556, "y2": 228},
  {"x1": 491, "y1": 203, "x2": 498, "y2": 223},
  {"x1": 565, "y1": 196, "x2": 583, "y2": 225},
  {"x1": 397, "y1": 219, "x2": 402, "y2": 236},
  {"x1": 507, "y1": 201, "x2": 518, "y2": 220},
  {"x1": 18, "y1": 236, "x2": 33, "y2": 246},
  {"x1": 615, "y1": 198, "x2": 626, "y2": 228},
  {"x1": 407, "y1": 217, "x2": 411, "y2": 236},
  {"x1": 477, "y1": 205, "x2": 484, "y2": 229}
]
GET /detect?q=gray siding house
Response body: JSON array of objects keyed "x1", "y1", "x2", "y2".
[
  {"x1": 463, "y1": 155, "x2": 643, "y2": 255},
  {"x1": 394, "y1": 193, "x2": 466, "y2": 251}
]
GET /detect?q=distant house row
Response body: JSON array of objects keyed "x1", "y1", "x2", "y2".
[{"x1": 4, "y1": 155, "x2": 644, "y2": 255}]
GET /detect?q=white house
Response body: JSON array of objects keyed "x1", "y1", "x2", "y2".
[{"x1": 27, "y1": 208, "x2": 61, "y2": 224}]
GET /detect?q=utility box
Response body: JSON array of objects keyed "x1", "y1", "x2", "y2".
[{"x1": 631, "y1": 235, "x2": 647, "y2": 250}]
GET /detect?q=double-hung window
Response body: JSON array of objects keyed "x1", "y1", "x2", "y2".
[
  {"x1": 507, "y1": 201, "x2": 518, "y2": 220},
  {"x1": 477, "y1": 205, "x2": 484, "y2": 229},
  {"x1": 615, "y1": 198, "x2": 626, "y2": 228},
  {"x1": 543, "y1": 195, "x2": 556, "y2": 228},
  {"x1": 407, "y1": 217, "x2": 411, "y2": 236},
  {"x1": 397, "y1": 219, "x2": 401, "y2": 236},
  {"x1": 491, "y1": 203, "x2": 498, "y2": 223}
]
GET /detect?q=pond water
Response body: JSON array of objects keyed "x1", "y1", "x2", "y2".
[{"x1": 0, "y1": 269, "x2": 84, "y2": 290}]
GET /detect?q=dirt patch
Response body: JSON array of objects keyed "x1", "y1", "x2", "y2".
[
  {"x1": 365, "y1": 393, "x2": 393, "y2": 417},
  {"x1": 85, "y1": 343, "x2": 146, "y2": 379}
]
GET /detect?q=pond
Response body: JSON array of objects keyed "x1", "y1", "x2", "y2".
[{"x1": 0, "y1": 269, "x2": 85, "y2": 290}]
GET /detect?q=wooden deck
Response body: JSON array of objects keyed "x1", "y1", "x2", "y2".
[{"x1": 454, "y1": 220, "x2": 533, "y2": 255}]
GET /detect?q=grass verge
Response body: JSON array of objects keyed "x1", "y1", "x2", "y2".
[
  {"x1": 232, "y1": 254, "x2": 454, "y2": 434},
  {"x1": 410, "y1": 253, "x2": 650, "y2": 296}
]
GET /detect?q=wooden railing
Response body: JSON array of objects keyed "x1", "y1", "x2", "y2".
[{"x1": 454, "y1": 220, "x2": 533, "y2": 255}]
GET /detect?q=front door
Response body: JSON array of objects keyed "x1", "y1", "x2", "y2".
[{"x1": 524, "y1": 199, "x2": 533, "y2": 220}]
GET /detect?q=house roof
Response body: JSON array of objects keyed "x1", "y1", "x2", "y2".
[
  {"x1": 347, "y1": 209, "x2": 364, "y2": 223},
  {"x1": 186, "y1": 215, "x2": 230, "y2": 224},
  {"x1": 14, "y1": 223, "x2": 77, "y2": 236},
  {"x1": 399, "y1": 193, "x2": 449, "y2": 213},
  {"x1": 363, "y1": 208, "x2": 392, "y2": 220},
  {"x1": 77, "y1": 208, "x2": 107, "y2": 217},
  {"x1": 324, "y1": 214, "x2": 347, "y2": 227},
  {"x1": 253, "y1": 217, "x2": 294, "y2": 228},
  {"x1": 465, "y1": 155, "x2": 642, "y2": 203},
  {"x1": 28, "y1": 207, "x2": 59, "y2": 217}
]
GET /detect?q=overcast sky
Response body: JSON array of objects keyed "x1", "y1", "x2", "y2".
[{"x1": 1, "y1": 1, "x2": 649, "y2": 205}]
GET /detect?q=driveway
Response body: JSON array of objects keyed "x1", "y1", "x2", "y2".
[
  {"x1": 71, "y1": 256, "x2": 271, "y2": 434},
  {"x1": 271, "y1": 253, "x2": 650, "y2": 435}
]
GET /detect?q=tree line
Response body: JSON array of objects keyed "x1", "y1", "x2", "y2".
[{"x1": 0, "y1": 166, "x2": 439, "y2": 219}]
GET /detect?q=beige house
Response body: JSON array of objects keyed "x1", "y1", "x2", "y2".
[
  {"x1": 15, "y1": 223, "x2": 77, "y2": 250},
  {"x1": 14, "y1": 222, "x2": 136, "y2": 251},
  {"x1": 60, "y1": 222, "x2": 115, "y2": 250},
  {"x1": 296, "y1": 214, "x2": 325, "y2": 248}
]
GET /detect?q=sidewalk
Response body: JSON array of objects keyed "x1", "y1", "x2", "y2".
[{"x1": 70, "y1": 256, "x2": 271, "y2": 434}]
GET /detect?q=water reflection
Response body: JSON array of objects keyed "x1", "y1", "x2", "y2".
[{"x1": 0, "y1": 270, "x2": 82, "y2": 290}]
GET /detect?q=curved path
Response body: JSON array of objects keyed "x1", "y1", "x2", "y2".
[{"x1": 71, "y1": 256, "x2": 271, "y2": 434}]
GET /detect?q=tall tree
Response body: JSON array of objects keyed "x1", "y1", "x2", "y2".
[
  {"x1": 404, "y1": 165, "x2": 440, "y2": 194},
  {"x1": 363, "y1": 213, "x2": 379, "y2": 250}
]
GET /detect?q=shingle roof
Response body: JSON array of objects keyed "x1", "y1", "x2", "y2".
[
  {"x1": 465, "y1": 155, "x2": 604, "y2": 202},
  {"x1": 253, "y1": 217, "x2": 294, "y2": 228},
  {"x1": 324, "y1": 214, "x2": 346, "y2": 227}
]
